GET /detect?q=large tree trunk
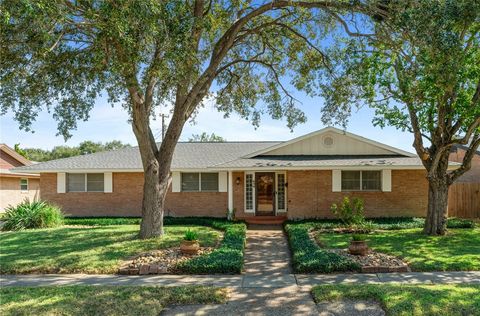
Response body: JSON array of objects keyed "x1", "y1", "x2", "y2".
[{"x1": 423, "y1": 178, "x2": 450, "y2": 235}]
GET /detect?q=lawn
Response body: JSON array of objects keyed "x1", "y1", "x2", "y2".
[
  {"x1": 312, "y1": 284, "x2": 480, "y2": 316},
  {"x1": 314, "y1": 228, "x2": 480, "y2": 271},
  {"x1": 0, "y1": 285, "x2": 227, "y2": 316},
  {"x1": 0, "y1": 225, "x2": 222, "y2": 274}
]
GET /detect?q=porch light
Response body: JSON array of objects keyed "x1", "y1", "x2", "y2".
[{"x1": 236, "y1": 177, "x2": 241, "y2": 185}]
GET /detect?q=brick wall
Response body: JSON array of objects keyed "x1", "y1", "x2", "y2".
[
  {"x1": 287, "y1": 170, "x2": 428, "y2": 219},
  {"x1": 0, "y1": 176, "x2": 40, "y2": 210},
  {"x1": 40, "y1": 172, "x2": 227, "y2": 217}
]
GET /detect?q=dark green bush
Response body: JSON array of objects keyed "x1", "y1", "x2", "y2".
[
  {"x1": 285, "y1": 224, "x2": 360, "y2": 273},
  {"x1": 446, "y1": 218, "x2": 475, "y2": 229},
  {"x1": 177, "y1": 221, "x2": 246, "y2": 274},
  {"x1": 2, "y1": 199, "x2": 64, "y2": 231},
  {"x1": 286, "y1": 217, "x2": 475, "y2": 231},
  {"x1": 64, "y1": 217, "x2": 141, "y2": 226}
]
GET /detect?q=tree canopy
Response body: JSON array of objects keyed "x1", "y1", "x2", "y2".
[
  {"x1": 188, "y1": 132, "x2": 225, "y2": 142},
  {"x1": 15, "y1": 140, "x2": 130, "y2": 161}
]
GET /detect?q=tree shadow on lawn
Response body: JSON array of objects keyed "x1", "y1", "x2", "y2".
[
  {"x1": 314, "y1": 284, "x2": 480, "y2": 315},
  {"x1": 0, "y1": 225, "x2": 221, "y2": 274},
  {"x1": 0, "y1": 285, "x2": 227, "y2": 316}
]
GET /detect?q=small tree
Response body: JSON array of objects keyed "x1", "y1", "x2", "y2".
[{"x1": 319, "y1": 1, "x2": 480, "y2": 235}]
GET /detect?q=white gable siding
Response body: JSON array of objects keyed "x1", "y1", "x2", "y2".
[{"x1": 262, "y1": 133, "x2": 397, "y2": 156}]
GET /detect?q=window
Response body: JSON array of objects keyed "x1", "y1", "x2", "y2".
[
  {"x1": 20, "y1": 178, "x2": 28, "y2": 191},
  {"x1": 341, "y1": 171, "x2": 381, "y2": 191},
  {"x1": 181, "y1": 173, "x2": 218, "y2": 192},
  {"x1": 67, "y1": 173, "x2": 104, "y2": 192},
  {"x1": 245, "y1": 173, "x2": 254, "y2": 211},
  {"x1": 277, "y1": 173, "x2": 286, "y2": 211}
]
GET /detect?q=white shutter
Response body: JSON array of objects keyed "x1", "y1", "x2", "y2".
[
  {"x1": 57, "y1": 173, "x2": 66, "y2": 193},
  {"x1": 382, "y1": 169, "x2": 392, "y2": 192},
  {"x1": 218, "y1": 172, "x2": 228, "y2": 192},
  {"x1": 172, "y1": 171, "x2": 181, "y2": 192},
  {"x1": 332, "y1": 170, "x2": 342, "y2": 192},
  {"x1": 104, "y1": 172, "x2": 113, "y2": 193}
]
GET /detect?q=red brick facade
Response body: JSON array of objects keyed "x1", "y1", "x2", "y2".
[
  {"x1": 40, "y1": 169, "x2": 428, "y2": 218},
  {"x1": 40, "y1": 173, "x2": 227, "y2": 217}
]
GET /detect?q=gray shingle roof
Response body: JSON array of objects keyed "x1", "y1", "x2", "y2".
[{"x1": 13, "y1": 142, "x2": 281, "y2": 172}]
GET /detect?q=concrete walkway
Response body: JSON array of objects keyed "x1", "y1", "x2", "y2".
[{"x1": 2, "y1": 271, "x2": 479, "y2": 287}]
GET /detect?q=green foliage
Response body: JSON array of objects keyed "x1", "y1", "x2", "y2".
[
  {"x1": 286, "y1": 217, "x2": 475, "y2": 231},
  {"x1": 0, "y1": 285, "x2": 228, "y2": 316},
  {"x1": 188, "y1": 133, "x2": 226, "y2": 142},
  {"x1": 284, "y1": 223, "x2": 360, "y2": 273},
  {"x1": 330, "y1": 197, "x2": 365, "y2": 226},
  {"x1": 183, "y1": 229, "x2": 198, "y2": 241},
  {"x1": 14, "y1": 141, "x2": 131, "y2": 162},
  {"x1": 313, "y1": 284, "x2": 480, "y2": 316},
  {"x1": 2, "y1": 199, "x2": 63, "y2": 231},
  {"x1": 351, "y1": 234, "x2": 367, "y2": 241},
  {"x1": 64, "y1": 217, "x2": 142, "y2": 226},
  {"x1": 178, "y1": 221, "x2": 246, "y2": 274}
]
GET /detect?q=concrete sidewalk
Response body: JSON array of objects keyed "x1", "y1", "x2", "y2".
[{"x1": 2, "y1": 271, "x2": 479, "y2": 288}]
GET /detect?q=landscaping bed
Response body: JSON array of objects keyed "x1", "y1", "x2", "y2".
[
  {"x1": 286, "y1": 217, "x2": 478, "y2": 273},
  {"x1": 0, "y1": 218, "x2": 247, "y2": 274},
  {"x1": 0, "y1": 285, "x2": 228, "y2": 316},
  {"x1": 313, "y1": 284, "x2": 480, "y2": 316}
]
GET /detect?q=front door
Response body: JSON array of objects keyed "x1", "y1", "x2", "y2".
[{"x1": 255, "y1": 172, "x2": 275, "y2": 216}]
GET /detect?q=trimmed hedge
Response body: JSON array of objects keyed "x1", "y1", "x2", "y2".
[
  {"x1": 177, "y1": 221, "x2": 246, "y2": 274},
  {"x1": 64, "y1": 217, "x2": 141, "y2": 226},
  {"x1": 286, "y1": 217, "x2": 475, "y2": 231},
  {"x1": 285, "y1": 223, "x2": 360, "y2": 273}
]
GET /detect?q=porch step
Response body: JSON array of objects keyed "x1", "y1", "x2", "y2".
[{"x1": 241, "y1": 215, "x2": 288, "y2": 225}]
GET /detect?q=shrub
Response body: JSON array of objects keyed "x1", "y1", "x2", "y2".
[
  {"x1": 2, "y1": 199, "x2": 64, "y2": 231},
  {"x1": 184, "y1": 229, "x2": 198, "y2": 241},
  {"x1": 177, "y1": 221, "x2": 246, "y2": 274},
  {"x1": 285, "y1": 223, "x2": 360, "y2": 273},
  {"x1": 446, "y1": 218, "x2": 475, "y2": 229},
  {"x1": 351, "y1": 234, "x2": 367, "y2": 241},
  {"x1": 331, "y1": 197, "x2": 365, "y2": 226}
]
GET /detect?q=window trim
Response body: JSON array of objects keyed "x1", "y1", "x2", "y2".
[
  {"x1": 244, "y1": 172, "x2": 255, "y2": 213},
  {"x1": 180, "y1": 172, "x2": 219, "y2": 192},
  {"x1": 341, "y1": 170, "x2": 382, "y2": 192},
  {"x1": 67, "y1": 173, "x2": 104, "y2": 193},
  {"x1": 20, "y1": 178, "x2": 28, "y2": 192}
]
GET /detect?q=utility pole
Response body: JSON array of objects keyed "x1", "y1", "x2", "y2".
[{"x1": 161, "y1": 113, "x2": 169, "y2": 141}]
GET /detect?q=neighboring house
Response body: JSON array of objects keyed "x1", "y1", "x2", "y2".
[
  {"x1": 12, "y1": 127, "x2": 459, "y2": 219},
  {"x1": 449, "y1": 144, "x2": 480, "y2": 183},
  {"x1": 0, "y1": 144, "x2": 40, "y2": 211}
]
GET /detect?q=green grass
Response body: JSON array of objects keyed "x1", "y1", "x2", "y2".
[
  {"x1": 315, "y1": 228, "x2": 480, "y2": 271},
  {"x1": 0, "y1": 285, "x2": 228, "y2": 316},
  {"x1": 0, "y1": 225, "x2": 221, "y2": 274},
  {"x1": 312, "y1": 284, "x2": 480, "y2": 316}
]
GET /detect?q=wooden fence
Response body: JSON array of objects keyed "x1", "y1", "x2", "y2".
[{"x1": 448, "y1": 183, "x2": 480, "y2": 218}]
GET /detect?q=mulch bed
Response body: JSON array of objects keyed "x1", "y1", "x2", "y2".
[
  {"x1": 311, "y1": 230, "x2": 410, "y2": 273},
  {"x1": 118, "y1": 247, "x2": 214, "y2": 275}
]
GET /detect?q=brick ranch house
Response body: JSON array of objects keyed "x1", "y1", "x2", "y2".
[{"x1": 13, "y1": 127, "x2": 460, "y2": 220}]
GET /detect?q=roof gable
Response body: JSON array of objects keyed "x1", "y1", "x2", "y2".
[
  {"x1": 244, "y1": 127, "x2": 415, "y2": 158},
  {"x1": 0, "y1": 144, "x2": 32, "y2": 167}
]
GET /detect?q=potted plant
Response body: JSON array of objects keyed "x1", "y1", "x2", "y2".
[
  {"x1": 180, "y1": 229, "x2": 200, "y2": 255},
  {"x1": 348, "y1": 234, "x2": 369, "y2": 256}
]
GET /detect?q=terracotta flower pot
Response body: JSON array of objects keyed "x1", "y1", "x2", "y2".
[
  {"x1": 180, "y1": 240, "x2": 200, "y2": 255},
  {"x1": 348, "y1": 240, "x2": 369, "y2": 256}
]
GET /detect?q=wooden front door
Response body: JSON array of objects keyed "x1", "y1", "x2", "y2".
[{"x1": 255, "y1": 172, "x2": 275, "y2": 216}]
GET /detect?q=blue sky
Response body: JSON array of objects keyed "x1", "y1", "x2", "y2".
[{"x1": 0, "y1": 92, "x2": 416, "y2": 154}]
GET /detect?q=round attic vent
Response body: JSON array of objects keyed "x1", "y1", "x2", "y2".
[{"x1": 323, "y1": 135, "x2": 334, "y2": 147}]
